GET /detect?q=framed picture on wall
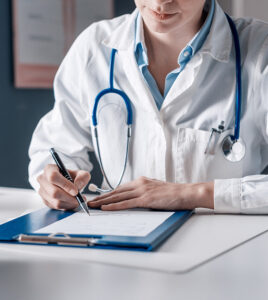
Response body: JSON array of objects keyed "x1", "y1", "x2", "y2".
[{"x1": 12, "y1": 0, "x2": 114, "y2": 89}]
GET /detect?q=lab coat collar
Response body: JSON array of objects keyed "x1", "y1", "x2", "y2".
[
  {"x1": 101, "y1": 2, "x2": 233, "y2": 115},
  {"x1": 103, "y1": 3, "x2": 232, "y2": 63},
  {"x1": 102, "y1": 9, "x2": 161, "y2": 118},
  {"x1": 199, "y1": 1, "x2": 232, "y2": 62},
  {"x1": 102, "y1": 9, "x2": 139, "y2": 51}
]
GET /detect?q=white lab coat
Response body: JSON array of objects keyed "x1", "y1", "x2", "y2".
[{"x1": 29, "y1": 2, "x2": 268, "y2": 214}]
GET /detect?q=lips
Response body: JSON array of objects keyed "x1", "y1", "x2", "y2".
[{"x1": 149, "y1": 9, "x2": 177, "y2": 20}]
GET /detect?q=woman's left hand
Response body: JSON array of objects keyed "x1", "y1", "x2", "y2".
[{"x1": 88, "y1": 176, "x2": 214, "y2": 211}]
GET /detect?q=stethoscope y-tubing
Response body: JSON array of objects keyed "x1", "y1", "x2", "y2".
[
  {"x1": 110, "y1": 48, "x2": 116, "y2": 89},
  {"x1": 92, "y1": 49, "x2": 133, "y2": 127}
]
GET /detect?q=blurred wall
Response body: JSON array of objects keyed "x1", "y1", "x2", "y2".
[
  {"x1": 0, "y1": 0, "x2": 135, "y2": 189},
  {"x1": 243, "y1": 0, "x2": 268, "y2": 22},
  {"x1": 217, "y1": 0, "x2": 232, "y2": 14},
  {"x1": 218, "y1": 0, "x2": 268, "y2": 21}
]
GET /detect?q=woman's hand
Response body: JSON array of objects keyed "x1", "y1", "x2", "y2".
[
  {"x1": 37, "y1": 164, "x2": 91, "y2": 210},
  {"x1": 89, "y1": 177, "x2": 214, "y2": 211}
]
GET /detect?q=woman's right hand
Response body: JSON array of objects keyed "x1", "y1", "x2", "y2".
[{"x1": 37, "y1": 164, "x2": 91, "y2": 210}]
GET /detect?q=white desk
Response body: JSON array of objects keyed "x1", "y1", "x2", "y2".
[{"x1": 1, "y1": 187, "x2": 268, "y2": 300}]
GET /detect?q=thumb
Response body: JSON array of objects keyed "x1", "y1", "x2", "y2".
[{"x1": 70, "y1": 170, "x2": 91, "y2": 191}]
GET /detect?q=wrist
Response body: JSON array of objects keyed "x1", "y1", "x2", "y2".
[{"x1": 190, "y1": 181, "x2": 214, "y2": 209}]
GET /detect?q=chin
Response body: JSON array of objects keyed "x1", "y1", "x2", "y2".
[
  {"x1": 142, "y1": 10, "x2": 182, "y2": 34},
  {"x1": 145, "y1": 19, "x2": 178, "y2": 34}
]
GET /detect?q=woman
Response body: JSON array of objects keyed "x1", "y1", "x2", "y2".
[{"x1": 29, "y1": 0, "x2": 268, "y2": 213}]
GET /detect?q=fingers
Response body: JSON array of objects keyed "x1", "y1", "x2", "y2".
[
  {"x1": 43, "y1": 164, "x2": 78, "y2": 196},
  {"x1": 38, "y1": 179, "x2": 78, "y2": 210},
  {"x1": 91, "y1": 180, "x2": 140, "y2": 202},
  {"x1": 42, "y1": 196, "x2": 78, "y2": 211},
  {"x1": 38, "y1": 164, "x2": 91, "y2": 211},
  {"x1": 89, "y1": 191, "x2": 138, "y2": 208},
  {"x1": 101, "y1": 199, "x2": 140, "y2": 211},
  {"x1": 72, "y1": 170, "x2": 91, "y2": 191},
  {"x1": 91, "y1": 189, "x2": 122, "y2": 202},
  {"x1": 89, "y1": 177, "x2": 151, "y2": 211}
]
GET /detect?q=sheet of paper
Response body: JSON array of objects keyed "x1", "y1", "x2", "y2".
[{"x1": 36, "y1": 210, "x2": 174, "y2": 237}]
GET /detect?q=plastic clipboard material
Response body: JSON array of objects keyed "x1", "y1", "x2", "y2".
[{"x1": 0, "y1": 208, "x2": 193, "y2": 251}]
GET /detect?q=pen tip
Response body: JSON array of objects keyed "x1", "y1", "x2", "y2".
[{"x1": 81, "y1": 203, "x2": 90, "y2": 216}]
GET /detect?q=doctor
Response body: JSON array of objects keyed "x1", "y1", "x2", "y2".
[{"x1": 29, "y1": 0, "x2": 268, "y2": 214}]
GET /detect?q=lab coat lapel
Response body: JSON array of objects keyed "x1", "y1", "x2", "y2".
[
  {"x1": 120, "y1": 50, "x2": 160, "y2": 116},
  {"x1": 161, "y1": 2, "x2": 232, "y2": 110},
  {"x1": 101, "y1": 9, "x2": 160, "y2": 118},
  {"x1": 161, "y1": 56, "x2": 202, "y2": 110}
]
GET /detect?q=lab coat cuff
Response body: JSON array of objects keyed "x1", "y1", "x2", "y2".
[{"x1": 214, "y1": 178, "x2": 242, "y2": 213}]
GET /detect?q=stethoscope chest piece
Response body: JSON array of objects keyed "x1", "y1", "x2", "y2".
[{"x1": 222, "y1": 135, "x2": 245, "y2": 162}]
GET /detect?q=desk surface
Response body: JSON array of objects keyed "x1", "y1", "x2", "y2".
[{"x1": 0, "y1": 187, "x2": 268, "y2": 300}]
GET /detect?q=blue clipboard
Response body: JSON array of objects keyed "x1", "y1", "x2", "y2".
[{"x1": 0, "y1": 208, "x2": 192, "y2": 251}]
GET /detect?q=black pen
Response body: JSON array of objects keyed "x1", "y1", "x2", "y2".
[{"x1": 49, "y1": 148, "x2": 90, "y2": 216}]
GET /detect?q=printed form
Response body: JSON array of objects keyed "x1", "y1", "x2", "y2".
[{"x1": 36, "y1": 210, "x2": 174, "y2": 237}]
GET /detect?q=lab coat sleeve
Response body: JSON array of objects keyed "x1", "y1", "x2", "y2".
[
  {"x1": 28, "y1": 28, "x2": 95, "y2": 191},
  {"x1": 214, "y1": 36, "x2": 268, "y2": 214}
]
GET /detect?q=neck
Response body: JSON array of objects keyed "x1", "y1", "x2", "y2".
[{"x1": 143, "y1": 9, "x2": 207, "y2": 65}]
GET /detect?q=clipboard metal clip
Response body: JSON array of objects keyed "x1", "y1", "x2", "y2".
[{"x1": 17, "y1": 233, "x2": 99, "y2": 247}]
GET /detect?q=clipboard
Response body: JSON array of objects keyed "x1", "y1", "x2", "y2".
[{"x1": 0, "y1": 208, "x2": 192, "y2": 251}]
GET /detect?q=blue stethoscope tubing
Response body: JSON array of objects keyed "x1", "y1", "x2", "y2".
[
  {"x1": 92, "y1": 48, "x2": 133, "y2": 127},
  {"x1": 225, "y1": 13, "x2": 242, "y2": 142},
  {"x1": 92, "y1": 48, "x2": 133, "y2": 192},
  {"x1": 91, "y1": 14, "x2": 244, "y2": 193},
  {"x1": 221, "y1": 14, "x2": 245, "y2": 162}
]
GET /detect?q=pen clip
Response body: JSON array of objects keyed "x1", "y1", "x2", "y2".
[
  {"x1": 17, "y1": 233, "x2": 99, "y2": 247},
  {"x1": 205, "y1": 121, "x2": 225, "y2": 155}
]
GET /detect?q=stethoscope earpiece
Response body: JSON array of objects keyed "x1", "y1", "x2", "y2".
[{"x1": 88, "y1": 183, "x2": 112, "y2": 194}]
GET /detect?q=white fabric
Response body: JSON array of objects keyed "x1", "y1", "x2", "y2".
[{"x1": 29, "y1": 2, "x2": 268, "y2": 214}]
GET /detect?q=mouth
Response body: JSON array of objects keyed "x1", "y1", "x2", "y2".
[{"x1": 149, "y1": 9, "x2": 178, "y2": 21}]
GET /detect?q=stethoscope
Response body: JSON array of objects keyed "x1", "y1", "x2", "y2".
[
  {"x1": 89, "y1": 48, "x2": 133, "y2": 193},
  {"x1": 89, "y1": 14, "x2": 245, "y2": 194},
  {"x1": 205, "y1": 14, "x2": 246, "y2": 162}
]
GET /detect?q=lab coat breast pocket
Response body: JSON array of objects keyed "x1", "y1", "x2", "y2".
[{"x1": 175, "y1": 128, "x2": 243, "y2": 183}]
